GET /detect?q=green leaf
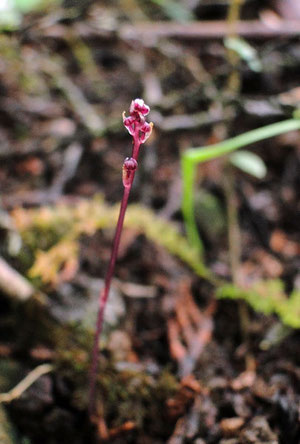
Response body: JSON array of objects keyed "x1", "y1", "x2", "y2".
[
  {"x1": 150, "y1": 0, "x2": 194, "y2": 22},
  {"x1": 293, "y1": 109, "x2": 300, "y2": 120},
  {"x1": 0, "y1": 0, "x2": 21, "y2": 29},
  {"x1": 14, "y1": 0, "x2": 44, "y2": 13},
  {"x1": 225, "y1": 36, "x2": 262, "y2": 72},
  {"x1": 0, "y1": 0, "x2": 59, "y2": 29},
  {"x1": 229, "y1": 150, "x2": 267, "y2": 179},
  {"x1": 182, "y1": 118, "x2": 300, "y2": 252}
]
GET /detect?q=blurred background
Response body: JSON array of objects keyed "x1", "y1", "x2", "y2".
[{"x1": 0, "y1": 1, "x2": 299, "y2": 443}]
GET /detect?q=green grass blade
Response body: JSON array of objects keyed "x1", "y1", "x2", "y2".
[
  {"x1": 181, "y1": 117, "x2": 300, "y2": 252},
  {"x1": 181, "y1": 156, "x2": 204, "y2": 255},
  {"x1": 185, "y1": 118, "x2": 300, "y2": 163}
]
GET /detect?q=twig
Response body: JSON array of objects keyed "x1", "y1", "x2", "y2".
[
  {"x1": 41, "y1": 20, "x2": 300, "y2": 42},
  {"x1": 167, "y1": 280, "x2": 215, "y2": 377},
  {"x1": 119, "y1": 20, "x2": 300, "y2": 42},
  {"x1": 49, "y1": 142, "x2": 83, "y2": 198},
  {"x1": 43, "y1": 59, "x2": 104, "y2": 136},
  {"x1": 114, "y1": 279, "x2": 156, "y2": 298},
  {"x1": 152, "y1": 109, "x2": 224, "y2": 132},
  {"x1": 0, "y1": 364, "x2": 53, "y2": 404},
  {"x1": 223, "y1": 169, "x2": 254, "y2": 370},
  {"x1": 0, "y1": 256, "x2": 46, "y2": 304},
  {"x1": 226, "y1": 0, "x2": 245, "y2": 94}
]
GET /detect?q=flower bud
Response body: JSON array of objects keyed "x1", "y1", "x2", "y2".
[{"x1": 122, "y1": 157, "x2": 138, "y2": 187}]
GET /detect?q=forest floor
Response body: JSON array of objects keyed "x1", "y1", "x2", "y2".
[{"x1": 0, "y1": 1, "x2": 299, "y2": 443}]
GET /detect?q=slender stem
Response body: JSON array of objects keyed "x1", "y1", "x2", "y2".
[
  {"x1": 226, "y1": 0, "x2": 245, "y2": 93},
  {"x1": 132, "y1": 134, "x2": 140, "y2": 160},
  {"x1": 223, "y1": 169, "x2": 241, "y2": 286},
  {"x1": 88, "y1": 98, "x2": 152, "y2": 417},
  {"x1": 88, "y1": 183, "x2": 133, "y2": 415},
  {"x1": 88, "y1": 140, "x2": 139, "y2": 415},
  {"x1": 224, "y1": 167, "x2": 255, "y2": 370}
]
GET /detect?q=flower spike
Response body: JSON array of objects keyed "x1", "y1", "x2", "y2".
[{"x1": 89, "y1": 99, "x2": 152, "y2": 417}]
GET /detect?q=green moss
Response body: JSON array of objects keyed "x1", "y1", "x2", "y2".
[
  {"x1": 12, "y1": 198, "x2": 300, "y2": 328},
  {"x1": 217, "y1": 280, "x2": 300, "y2": 328}
]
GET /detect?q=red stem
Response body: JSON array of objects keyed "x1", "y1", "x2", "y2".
[
  {"x1": 88, "y1": 137, "x2": 140, "y2": 416},
  {"x1": 132, "y1": 134, "x2": 140, "y2": 160}
]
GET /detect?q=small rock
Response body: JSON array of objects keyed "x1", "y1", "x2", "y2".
[{"x1": 220, "y1": 417, "x2": 245, "y2": 437}]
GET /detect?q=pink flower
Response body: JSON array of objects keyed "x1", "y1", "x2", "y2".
[
  {"x1": 123, "y1": 98, "x2": 153, "y2": 146},
  {"x1": 139, "y1": 121, "x2": 153, "y2": 143},
  {"x1": 129, "y1": 98, "x2": 150, "y2": 116},
  {"x1": 123, "y1": 114, "x2": 136, "y2": 136}
]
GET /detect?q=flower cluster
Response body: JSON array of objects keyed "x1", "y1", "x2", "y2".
[{"x1": 123, "y1": 98, "x2": 153, "y2": 144}]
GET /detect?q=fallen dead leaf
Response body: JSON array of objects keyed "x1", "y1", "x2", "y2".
[{"x1": 270, "y1": 229, "x2": 300, "y2": 258}]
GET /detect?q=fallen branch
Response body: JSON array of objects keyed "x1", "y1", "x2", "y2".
[{"x1": 0, "y1": 364, "x2": 53, "y2": 404}]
